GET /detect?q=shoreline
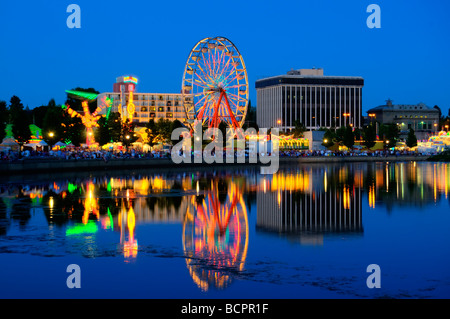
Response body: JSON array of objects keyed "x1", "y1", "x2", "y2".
[{"x1": 0, "y1": 155, "x2": 432, "y2": 176}]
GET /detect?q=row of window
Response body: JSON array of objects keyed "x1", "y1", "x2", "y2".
[
  {"x1": 106, "y1": 94, "x2": 182, "y2": 101},
  {"x1": 397, "y1": 122, "x2": 435, "y2": 130},
  {"x1": 115, "y1": 100, "x2": 180, "y2": 107},
  {"x1": 395, "y1": 115, "x2": 433, "y2": 119},
  {"x1": 135, "y1": 106, "x2": 184, "y2": 112}
]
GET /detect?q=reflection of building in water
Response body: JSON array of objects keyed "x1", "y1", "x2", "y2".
[
  {"x1": 182, "y1": 179, "x2": 248, "y2": 291},
  {"x1": 256, "y1": 169, "x2": 363, "y2": 242},
  {"x1": 366, "y1": 162, "x2": 449, "y2": 209},
  {"x1": 108, "y1": 176, "x2": 191, "y2": 223}
]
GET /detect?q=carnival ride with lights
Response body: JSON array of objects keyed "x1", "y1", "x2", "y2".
[
  {"x1": 63, "y1": 90, "x2": 113, "y2": 147},
  {"x1": 116, "y1": 76, "x2": 138, "y2": 124},
  {"x1": 182, "y1": 36, "x2": 249, "y2": 132},
  {"x1": 182, "y1": 178, "x2": 249, "y2": 291},
  {"x1": 418, "y1": 130, "x2": 450, "y2": 154}
]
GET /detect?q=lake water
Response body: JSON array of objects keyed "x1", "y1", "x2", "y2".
[{"x1": 1, "y1": 161, "x2": 449, "y2": 299}]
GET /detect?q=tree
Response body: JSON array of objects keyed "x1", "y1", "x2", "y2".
[
  {"x1": 155, "y1": 118, "x2": 173, "y2": 144},
  {"x1": 292, "y1": 120, "x2": 306, "y2": 138},
  {"x1": 322, "y1": 129, "x2": 335, "y2": 148},
  {"x1": 95, "y1": 117, "x2": 111, "y2": 146},
  {"x1": 145, "y1": 119, "x2": 157, "y2": 147},
  {"x1": 9, "y1": 96, "x2": 31, "y2": 146},
  {"x1": 31, "y1": 105, "x2": 49, "y2": 128},
  {"x1": 0, "y1": 100, "x2": 7, "y2": 141},
  {"x1": 380, "y1": 123, "x2": 399, "y2": 147},
  {"x1": 243, "y1": 99, "x2": 257, "y2": 129},
  {"x1": 107, "y1": 112, "x2": 122, "y2": 143},
  {"x1": 122, "y1": 120, "x2": 138, "y2": 149},
  {"x1": 362, "y1": 124, "x2": 377, "y2": 149},
  {"x1": 42, "y1": 99, "x2": 65, "y2": 143},
  {"x1": 343, "y1": 125, "x2": 355, "y2": 149},
  {"x1": 406, "y1": 128, "x2": 418, "y2": 148}
]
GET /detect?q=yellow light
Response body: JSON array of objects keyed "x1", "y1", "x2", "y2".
[
  {"x1": 49, "y1": 132, "x2": 54, "y2": 137},
  {"x1": 49, "y1": 196, "x2": 54, "y2": 209}
]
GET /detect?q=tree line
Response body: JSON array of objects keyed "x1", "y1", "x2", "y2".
[{"x1": 290, "y1": 119, "x2": 419, "y2": 149}]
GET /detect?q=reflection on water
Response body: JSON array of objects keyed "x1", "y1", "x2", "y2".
[
  {"x1": 183, "y1": 178, "x2": 249, "y2": 291},
  {"x1": 0, "y1": 162, "x2": 449, "y2": 294}
]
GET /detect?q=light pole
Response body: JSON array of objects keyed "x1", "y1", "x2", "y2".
[
  {"x1": 48, "y1": 132, "x2": 54, "y2": 152},
  {"x1": 125, "y1": 135, "x2": 130, "y2": 151}
]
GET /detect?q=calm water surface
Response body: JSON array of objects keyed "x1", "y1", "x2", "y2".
[{"x1": 1, "y1": 161, "x2": 449, "y2": 298}]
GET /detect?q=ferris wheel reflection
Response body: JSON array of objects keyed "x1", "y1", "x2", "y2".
[{"x1": 182, "y1": 178, "x2": 249, "y2": 291}]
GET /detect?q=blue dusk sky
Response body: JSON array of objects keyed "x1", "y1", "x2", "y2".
[{"x1": 0, "y1": 0, "x2": 449, "y2": 114}]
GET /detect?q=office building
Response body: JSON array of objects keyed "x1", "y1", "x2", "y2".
[{"x1": 255, "y1": 68, "x2": 364, "y2": 131}]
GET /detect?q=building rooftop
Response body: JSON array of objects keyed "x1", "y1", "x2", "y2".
[
  {"x1": 255, "y1": 68, "x2": 364, "y2": 88},
  {"x1": 367, "y1": 100, "x2": 439, "y2": 113}
]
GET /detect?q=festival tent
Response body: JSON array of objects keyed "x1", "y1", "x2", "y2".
[
  {"x1": 23, "y1": 140, "x2": 48, "y2": 151},
  {"x1": 53, "y1": 141, "x2": 69, "y2": 150},
  {"x1": 0, "y1": 137, "x2": 20, "y2": 151}
]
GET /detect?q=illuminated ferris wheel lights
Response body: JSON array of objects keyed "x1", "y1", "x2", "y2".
[{"x1": 182, "y1": 36, "x2": 248, "y2": 130}]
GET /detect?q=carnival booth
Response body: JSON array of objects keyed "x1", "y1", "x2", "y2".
[{"x1": 0, "y1": 137, "x2": 20, "y2": 152}]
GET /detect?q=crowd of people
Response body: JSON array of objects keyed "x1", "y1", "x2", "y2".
[
  {"x1": 278, "y1": 149, "x2": 425, "y2": 158},
  {"x1": 0, "y1": 146, "x2": 430, "y2": 163},
  {"x1": 0, "y1": 148, "x2": 171, "y2": 162}
]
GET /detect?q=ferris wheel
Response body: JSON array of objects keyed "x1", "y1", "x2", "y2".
[{"x1": 182, "y1": 36, "x2": 249, "y2": 131}]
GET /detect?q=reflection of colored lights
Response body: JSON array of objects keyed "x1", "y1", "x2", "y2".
[
  {"x1": 183, "y1": 179, "x2": 248, "y2": 291},
  {"x1": 49, "y1": 196, "x2": 54, "y2": 210},
  {"x1": 343, "y1": 186, "x2": 350, "y2": 210},
  {"x1": 368, "y1": 185, "x2": 375, "y2": 208},
  {"x1": 68, "y1": 183, "x2": 77, "y2": 193},
  {"x1": 123, "y1": 206, "x2": 138, "y2": 260},
  {"x1": 66, "y1": 221, "x2": 98, "y2": 236},
  {"x1": 83, "y1": 182, "x2": 99, "y2": 224},
  {"x1": 269, "y1": 172, "x2": 310, "y2": 192}
]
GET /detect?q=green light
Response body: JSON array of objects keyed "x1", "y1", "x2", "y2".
[
  {"x1": 105, "y1": 97, "x2": 113, "y2": 121},
  {"x1": 66, "y1": 221, "x2": 98, "y2": 236},
  {"x1": 107, "y1": 181, "x2": 112, "y2": 192},
  {"x1": 29, "y1": 124, "x2": 42, "y2": 138},
  {"x1": 107, "y1": 207, "x2": 114, "y2": 230},
  {"x1": 5, "y1": 124, "x2": 13, "y2": 138},
  {"x1": 65, "y1": 90, "x2": 99, "y2": 101},
  {"x1": 68, "y1": 183, "x2": 78, "y2": 193}
]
